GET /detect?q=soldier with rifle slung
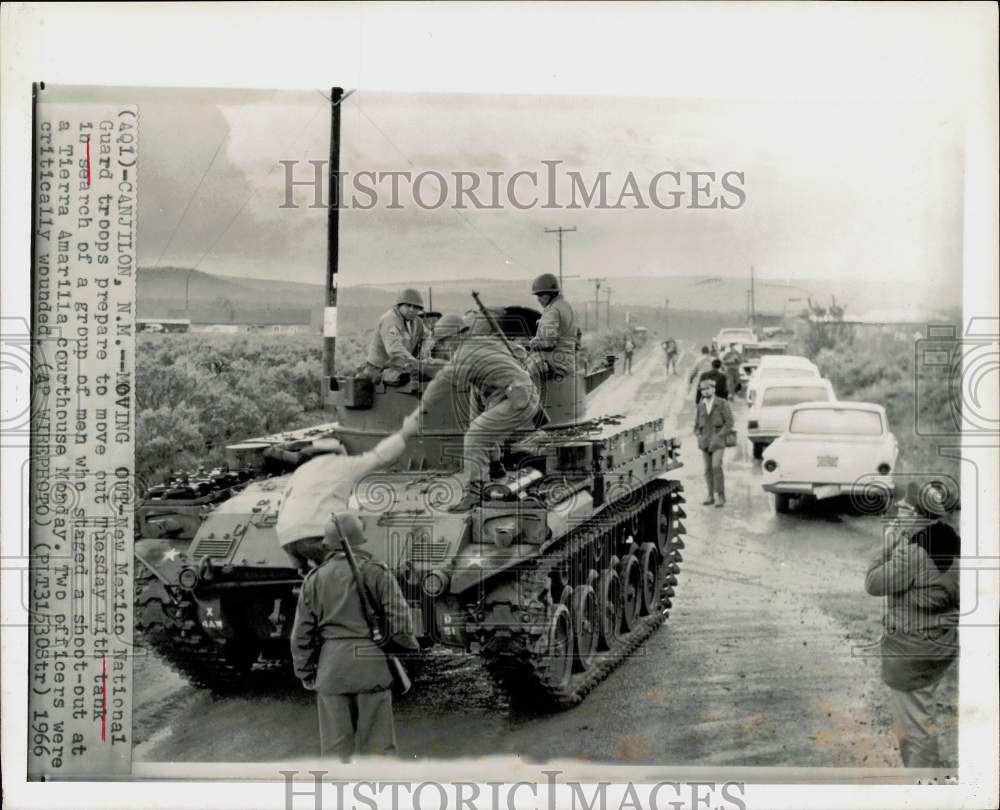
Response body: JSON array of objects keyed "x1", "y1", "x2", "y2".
[
  {"x1": 407, "y1": 310, "x2": 541, "y2": 510},
  {"x1": 290, "y1": 513, "x2": 419, "y2": 761}
]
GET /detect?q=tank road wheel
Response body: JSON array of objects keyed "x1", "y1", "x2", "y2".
[
  {"x1": 535, "y1": 604, "x2": 574, "y2": 694},
  {"x1": 571, "y1": 584, "x2": 599, "y2": 671},
  {"x1": 619, "y1": 554, "x2": 642, "y2": 633},
  {"x1": 637, "y1": 543, "x2": 662, "y2": 616},
  {"x1": 597, "y1": 568, "x2": 622, "y2": 650}
]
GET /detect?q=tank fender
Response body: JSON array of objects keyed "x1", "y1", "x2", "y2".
[{"x1": 135, "y1": 536, "x2": 193, "y2": 586}]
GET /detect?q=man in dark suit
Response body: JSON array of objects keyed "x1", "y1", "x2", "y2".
[
  {"x1": 694, "y1": 378, "x2": 735, "y2": 507},
  {"x1": 696, "y1": 358, "x2": 729, "y2": 403},
  {"x1": 290, "y1": 514, "x2": 419, "y2": 760}
]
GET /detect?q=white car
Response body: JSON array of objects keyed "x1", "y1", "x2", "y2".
[
  {"x1": 745, "y1": 355, "x2": 821, "y2": 406},
  {"x1": 712, "y1": 327, "x2": 757, "y2": 352},
  {"x1": 747, "y1": 378, "x2": 836, "y2": 458},
  {"x1": 761, "y1": 401, "x2": 898, "y2": 513}
]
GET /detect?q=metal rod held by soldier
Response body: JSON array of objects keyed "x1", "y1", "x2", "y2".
[{"x1": 470, "y1": 291, "x2": 520, "y2": 361}]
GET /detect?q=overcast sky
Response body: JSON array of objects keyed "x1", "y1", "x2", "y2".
[{"x1": 126, "y1": 86, "x2": 963, "y2": 303}]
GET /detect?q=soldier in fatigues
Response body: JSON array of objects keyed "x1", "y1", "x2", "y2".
[
  {"x1": 360, "y1": 288, "x2": 427, "y2": 384},
  {"x1": 408, "y1": 313, "x2": 540, "y2": 507},
  {"x1": 528, "y1": 273, "x2": 577, "y2": 379},
  {"x1": 290, "y1": 514, "x2": 419, "y2": 761}
]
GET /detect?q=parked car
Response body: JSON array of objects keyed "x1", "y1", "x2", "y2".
[
  {"x1": 745, "y1": 355, "x2": 821, "y2": 406},
  {"x1": 747, "y1": 378, "x2": 836, "y2": 458},
  {"x1": 712, "y1": 327, "x2": 757, "y2": 352},
  {"x1": 761, "y1": 401, "x2": 898, "y2": 513},
  {"x1": 738, "y1": 341, "x2": 790, "y2": 385}
]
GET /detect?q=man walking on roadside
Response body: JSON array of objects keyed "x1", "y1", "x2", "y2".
[{"x1": 694, "y1": 378, "x2": 734, "y2": 508}]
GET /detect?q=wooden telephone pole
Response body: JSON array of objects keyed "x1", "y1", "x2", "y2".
[{"x1": 545, "y1": 226, "x2": 577, "y2": 289}]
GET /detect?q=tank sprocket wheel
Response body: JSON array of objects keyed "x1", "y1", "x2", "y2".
[{"x1": 571, "y1": 584, "x2": 599, "y2": 671}]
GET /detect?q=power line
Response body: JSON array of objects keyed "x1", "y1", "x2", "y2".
[
  {"x1": 351, "y1": 93, "x2": 535, "y2": 273},
  {"x1": 191, "y1": 102, "x2": 328, "y2": 273},
  {"x1": 152, "y1": 134, "x2": 229, "y2": 268}
]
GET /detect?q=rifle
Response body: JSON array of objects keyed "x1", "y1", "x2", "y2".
[
  {"x1": 470, "y1": 291, "x2": 550, "y2": 426},
  {"x1": 470, "y1": 291, "x2": 521, "y2": 361},
  {"x1": 338, "y1": 523, "x2": 412, "y2": 695}
]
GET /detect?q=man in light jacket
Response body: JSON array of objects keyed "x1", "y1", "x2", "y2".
[{"x1": 694, "y1": 378, "x2": 734, "y2": 507}]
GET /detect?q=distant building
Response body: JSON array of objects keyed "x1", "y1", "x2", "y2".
[{"x1": 138, "y1": 317, "x2": 191, "y2": 333}]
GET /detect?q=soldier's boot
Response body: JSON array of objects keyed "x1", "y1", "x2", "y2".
[{"x1": 448, "y1": 482, "x2": 483, "y2": 513}]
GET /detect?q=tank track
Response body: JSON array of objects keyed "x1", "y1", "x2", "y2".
[
  {"x1": 134, "y1": 566, "x2": 261, "y2": 690},
  {"x1": 482, "y1": 479, "x2": 686, "y2": 709}
]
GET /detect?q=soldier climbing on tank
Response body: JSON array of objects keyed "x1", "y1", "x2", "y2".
[
  {"x1": 528, "y1": 273, "x2": 577, "y2": 380},
  {"x1": 359, "y1": 288, "x2": 427, "y2": 385},
  {"x1": 407, "y1": 312, "x2": 541, "y2": 511},
  {"x1": 291, "y1": 513, "x2": 419, "y2": 761},
  {"x1": 276, "y1": 412, "x2": 421, "y2": 572}
]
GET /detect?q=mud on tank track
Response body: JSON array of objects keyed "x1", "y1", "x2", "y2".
[{"x1": 482, "y1": 479, "x2": 687, "y2": 709}]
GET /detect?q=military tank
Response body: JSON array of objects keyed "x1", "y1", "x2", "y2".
[{"x1": 134, "y1": 303, "x2": 687, "y2": 708}]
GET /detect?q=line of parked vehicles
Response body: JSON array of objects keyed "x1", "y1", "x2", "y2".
[{"x1": 713, "y1": 330, "x2": 899, "y2": 515}]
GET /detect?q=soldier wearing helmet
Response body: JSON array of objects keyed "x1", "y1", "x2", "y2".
[
  {"x1": 361, "y1": 288, "x2": 427, "y2": 385},
  {"x1": 528, "y1": 273, "x2": 577, "y2": 378},
  {"x1": 407, "y1": 312, "x2": 540, "y2": 508},
  {"x1": 290, "y1": 513, "x2": 419, "y2": 760}
]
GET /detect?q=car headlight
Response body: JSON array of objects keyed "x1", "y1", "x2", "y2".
[
  {"x1": 877, "y1": 463, "x2": 891, "y2": 475},
  {"x1": 763, "y1": 459, "x2": 778, "y2": 473},
  {"x1": 748, "y1": 420, "x2": 759, "y2": 429}
]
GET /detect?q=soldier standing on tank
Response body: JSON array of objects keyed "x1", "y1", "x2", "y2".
[
  {"x1": 528, "y1": 273, "x2": 577, "y2": 380},
  {"x1": 360, "y1": 288, "x2": 427, "y2": 384},
  {"x1": 408, "y1": 312, "x2": 540, "y2": 509},
  {"x1": 291, "y1": 514, "x2": 419, "y2": 761}
]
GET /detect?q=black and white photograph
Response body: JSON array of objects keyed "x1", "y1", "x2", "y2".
[{"x1": 2, "y1": 3, "x2": 997, "y2": 809}]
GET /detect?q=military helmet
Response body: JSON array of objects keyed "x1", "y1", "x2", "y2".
[
  {"x1": 433, "y1": 312, "x2": 470, "y2": 340},
  {"x1": 323, "y1": 513, "x2": 367, "y2": 549},
  {"x1": 397, "y1": 288, "x2": 425, "y2": 309},
  {"x1": 531, "y1": 273, "x2": 560, "y2": 295}
]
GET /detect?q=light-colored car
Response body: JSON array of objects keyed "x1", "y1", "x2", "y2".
[
  {"x1": 745, "y1": 355, "x2": 821, "y2": 406},
  {"x1": 712, "y1": 327, "x2": 757, "y2": 353},
  {"x1": 761, "y1": 401, "x2": 898, "y2": 513},
  {"x1": 747, "y1": 378, "x2": 836, "y2": 458}
]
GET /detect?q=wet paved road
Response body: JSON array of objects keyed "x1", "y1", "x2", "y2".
[{"x1": 134, "y1": 344, "x2": 954, "y2": 768}]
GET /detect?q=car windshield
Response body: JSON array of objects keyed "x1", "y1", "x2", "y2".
[
  {"x1": 789, "y1": 408, "x2": 884, "y2": 435},
  {"x1": 720, "y1": 331, "x2": 754, "y2": 341},
  {"x1": 761, "y1": 367, "x2": 817, "y2": 379},
  {"x1": 761, "y1": 386, "x2": 830, "y2": 406}
]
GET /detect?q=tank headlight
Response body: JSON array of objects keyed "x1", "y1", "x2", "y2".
[
  {"x1": 480, "y1": 515, "x2": 520, "y2": 547},
  {"x1": 421, "y1": 570, "x2": 450, "y2": 598},
  {"x1": 178, "y1": 567, "x2": 199, "y2": 590},
  {"x1": 763, "y1": 459, "x2": 778, "y2": 473},
  {"x1": 877, "y1": 463, "x2": 891, "y2": 475}
]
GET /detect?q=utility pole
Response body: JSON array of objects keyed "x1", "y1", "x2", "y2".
[
  {"x1": 664, "y1": 297, "x2": 670, "y2": 335},
  {"x1": 545, "y1": 226, "x2": 577, "y2": 289},
  {"x1": 588, "y1": 277, "x2": 605, "y2": 332},
  {"x1": 605, "y1": 287, "x2": 613, "y2": 328},
  {"x1": 750, "y1": 264, "x2": 756, "y2": 329}
]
